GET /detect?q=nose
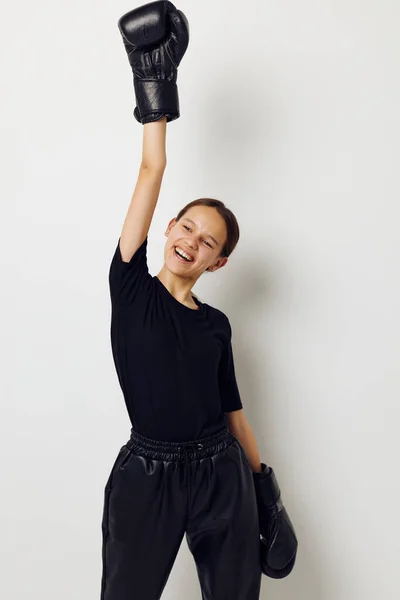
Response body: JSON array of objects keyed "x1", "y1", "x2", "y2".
[{"x1": 187, "y1": 240, "x2": 195, "y2": 249}]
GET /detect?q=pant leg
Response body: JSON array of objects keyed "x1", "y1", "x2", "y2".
[
  {"x1": 186, "y1": 439, "x2": 262, "y2": 600},
  {"x1": 100, "y1": 444, "x2": 188, "y2": 600}
]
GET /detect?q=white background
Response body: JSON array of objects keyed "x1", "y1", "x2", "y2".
[{"x1": 3, "y1": 1, "x2": 400, "y2": 598}]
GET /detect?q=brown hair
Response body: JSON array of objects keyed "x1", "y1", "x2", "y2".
[{"x1": 175, "y1": 198, "x2": 240, "y2": 259}]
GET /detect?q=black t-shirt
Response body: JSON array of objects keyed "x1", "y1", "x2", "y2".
[{"x1": 108, "y1": 235, "x2": 243, "y2": 442}]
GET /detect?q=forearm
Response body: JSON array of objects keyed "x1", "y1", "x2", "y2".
[
  {"x1": 229, "y1": 419, "x2": 262, "y2": 473},
  {"x1": 141, "y1": 117, "x2": 167, "y2": 169}
]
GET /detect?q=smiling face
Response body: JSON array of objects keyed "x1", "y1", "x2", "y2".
[{"x1": 164, "y1": 205, "x2": 229, "y2": 278}]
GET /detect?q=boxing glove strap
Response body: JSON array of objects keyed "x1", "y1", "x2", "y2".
[{"x1": 134, "y1": 78, "x2": 179, "y2": 120}]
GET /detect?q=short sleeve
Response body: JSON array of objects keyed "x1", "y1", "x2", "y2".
[
  {"x1": 218, "y1": 318, "x2": 243, "y2": 413},
  {"x1": 108, "y1": 235, "x2": 152, "y2": 304}
]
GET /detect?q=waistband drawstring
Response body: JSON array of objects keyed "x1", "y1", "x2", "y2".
[
  {"x1": 178, "y1": 441, "x2": 204, "y2": 489},
  {"x1": 177, "y1": 441, "x2": 204, "y2": 510}
]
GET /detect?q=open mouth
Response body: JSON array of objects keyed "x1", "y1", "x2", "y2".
[{"x1": 174, "y1": 246, "x2": 194, "y2": 263}]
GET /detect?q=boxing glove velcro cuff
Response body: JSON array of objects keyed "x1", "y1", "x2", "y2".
[{"x1": 134, "y1": 78, "x2": 179, "y2": 122}]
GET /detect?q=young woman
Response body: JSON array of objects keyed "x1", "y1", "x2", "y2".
[{"x1": 100, "y1": 3, "x2": 264, "y2": 599}]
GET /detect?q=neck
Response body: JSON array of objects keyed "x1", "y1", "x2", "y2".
[{"x1": 156, "y1": 268, "x2": 199, "y2": 305}]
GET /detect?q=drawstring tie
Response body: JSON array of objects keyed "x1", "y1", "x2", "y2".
[{"x1": 178, "y1": 442, "x2": 204, "y2": 489}]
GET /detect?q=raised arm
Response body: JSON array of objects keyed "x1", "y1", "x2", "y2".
[
  {"x1": 119, "y1": 119, "x2": 167, "y2": 263},
  {"x1": 116, "y1": 2, "x2": 189, "y2": 262}
]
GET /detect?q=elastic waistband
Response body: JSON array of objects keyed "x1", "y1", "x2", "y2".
[{"x1": 126, "y1": 426, "x2": 236, "y2": 462}]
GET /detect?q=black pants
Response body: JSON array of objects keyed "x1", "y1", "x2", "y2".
[{"x1": 100, "y1": 426, "x2": 262, "y2": 600}]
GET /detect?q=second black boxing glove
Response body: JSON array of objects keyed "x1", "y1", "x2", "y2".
[
  {"x1": 118, "y1": 1, "x2": 189, "y2": 124},
  {"x1": 253, "y1": 463, "x2": 298, "y2": 578}
]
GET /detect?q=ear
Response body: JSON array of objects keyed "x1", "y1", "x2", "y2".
[
  {"x1": 165, "y1": 217, "x2": 178, "y2": 236},
  {"x1": 208, "y1": 256, "x2": 228, "y2": 272}
]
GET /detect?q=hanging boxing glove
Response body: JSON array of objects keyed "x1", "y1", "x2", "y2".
[
  {"x1": 252, "y1": 462, "x2": 298, "y2": 578},
  {"x1": 118, "y1": 1, "x2": 189, "y2": 124}
]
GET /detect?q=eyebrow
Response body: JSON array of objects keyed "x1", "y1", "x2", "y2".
[{"x1": 183, "y1": 218, "x2": 220, "y2": 246}]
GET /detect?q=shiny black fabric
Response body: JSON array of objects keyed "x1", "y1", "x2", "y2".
[{"x1": 100, "y1": 426, "x2": 262, "y2": 599}]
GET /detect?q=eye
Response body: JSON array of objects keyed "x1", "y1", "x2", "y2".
[{"x1": 182, "y1": 224, "x2": 213, "y2": 248}]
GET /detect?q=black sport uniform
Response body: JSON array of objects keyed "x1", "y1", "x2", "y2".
[{"x1": 100, "y1": 235, "x2": 262, "y2": 600}]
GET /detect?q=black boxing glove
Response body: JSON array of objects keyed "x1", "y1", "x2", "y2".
[
  {"x1": 118, "y1": 1, "x2": 189, "y2": 124},
  {"x1": 253, "y1": 463, "x2": 298, "y2": 578}
]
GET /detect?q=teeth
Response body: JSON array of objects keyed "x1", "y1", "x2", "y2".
[{"x1": 175, "y1": 247, "x2": 193, "y2": 262}]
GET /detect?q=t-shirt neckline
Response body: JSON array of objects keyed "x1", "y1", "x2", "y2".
[{"x1": 153, "y1": 276, "x2": 205, "y2": 314}]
